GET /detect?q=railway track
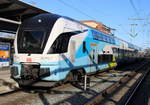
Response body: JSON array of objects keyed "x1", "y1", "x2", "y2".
[
  {"x1": 122, "y1": 62, "x2": 150, "y2": 105},
  {"x1": 86, "y1": 60, "x2": 149, "y2": 105},
  {"x1": 0, "y1": 61, "x2": 147, "y2": 105},
  {"x1": 0, "y1": 70, "x2": 125, "y2": 105}
]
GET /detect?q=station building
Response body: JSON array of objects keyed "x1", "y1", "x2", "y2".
[{"x1": 80, "y1": 21, "x2": 114, "y2": 35}]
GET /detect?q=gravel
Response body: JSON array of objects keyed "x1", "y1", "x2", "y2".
[{"x1": 0, "y1": 70, "x2": 131, "y2": 105}]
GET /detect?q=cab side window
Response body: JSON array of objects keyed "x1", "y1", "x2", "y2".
[{"x1": 48, "y1": 33, "x2": 72, "y2": 54}]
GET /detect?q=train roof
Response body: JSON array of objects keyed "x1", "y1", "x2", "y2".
[{"x1": 62, "y1": 16, "x2": 141, "y2": 50}]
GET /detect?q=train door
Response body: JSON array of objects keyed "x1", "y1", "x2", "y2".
[
  {"x1": 69, "y1": 40, "x2": 76, "y2": 63},
  {"x1": 90, "y1": 43, "x2": 98, "y2": 72}
]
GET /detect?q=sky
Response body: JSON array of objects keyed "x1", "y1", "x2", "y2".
[{"x1": 21, "y1": 0, "x2": 150, "y2": 49}]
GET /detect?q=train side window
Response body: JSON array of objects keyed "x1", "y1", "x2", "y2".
[
  {"x1": 118, "y1": 48, "x2": 121, "y2": 58},
  {"x1": 103, "y1": 35, "x2": 107, "y2": 42},
  {"x1": 112, "y1": 48, "x2": 117, "y2": 53},
  {"x1": 112, "y1": 48, "x2": 118, "y2": 57},
  {"x1": 48, "y1": 33, "x2": 73, "y2": 54},
  {"x1": 106, "y1": 36, "x2": 110, "y2": 43},
  {"x1": 109, "y1": 54, "x2": 113, "y2": 62},
  {"x1": 112, "y1": 38, "x2": 115, "y2": 44},
  {"x1": 108, "y1": 37, "x2": 111, "y2": 43},
  {"x1": 98, "y1": 54, "x2": 113, "y2": 63},
  {"x1": 105, "y1": 54, "x2": 113, "y2": 62},
  {"x1": 83, "y1": 41, "x2": 86, "y2": 53},
  {"x1": 98, "y1": 54, "x2": 103, "y2": 63}
]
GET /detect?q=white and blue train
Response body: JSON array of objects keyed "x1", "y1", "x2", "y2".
[{"x1": 11, "y1": 13, "x2": 141, "y2": 87}]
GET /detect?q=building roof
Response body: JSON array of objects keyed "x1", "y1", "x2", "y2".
[
  {"x1": 80, "y1": 20, "x2": 112, "y2": 35},
  {"x1": 0, "y1": 0, "x2": 49, "y2": 33}
]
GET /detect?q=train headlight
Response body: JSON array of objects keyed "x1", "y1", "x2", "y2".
[{"x1": 38, "y1": 19, "x2": 42, "y2": 23}]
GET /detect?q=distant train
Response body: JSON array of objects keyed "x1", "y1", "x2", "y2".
[{"x1": 11, "y1": 13, "x2": 141, "y2": 87}]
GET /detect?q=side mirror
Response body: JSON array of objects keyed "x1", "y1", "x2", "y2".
[{"x1": 83, "y1": 41, "x2": 86, "y2": 53}]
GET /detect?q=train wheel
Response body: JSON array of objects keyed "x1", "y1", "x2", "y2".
[
  {"x1": 65, "y1": 72, "x2": 74, "y2": 82},
  {"x1": 76, "y1": 70, "x2": 84, "y2": 82},
  {"x1": 73, "y1": 69, "x2": 85, "y2": 84},
  {"x1": 65, "y1": 69, "x2": 85, "y2": 83}
]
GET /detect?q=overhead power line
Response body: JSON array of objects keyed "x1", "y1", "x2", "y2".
[
  {"x1": 79, "y1": 0, "x2": 108, "y2": 16},
  {"x1": 129, "y1": 0, "x2": 139, "y2": 16},
  {"x1": 118, "y1": 24, "x2": 139, "y2": 38},
  {"x1": 57, "y1": 0, "x2": 97, "y2": 20}
]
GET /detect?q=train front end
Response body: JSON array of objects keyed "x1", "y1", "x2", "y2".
[{"x1": 11, "y1": 13, "x2": 62, "y2": 87}]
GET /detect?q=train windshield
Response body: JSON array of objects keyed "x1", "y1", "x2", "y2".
[
  {"x1": 23, "y1": 30, "x2": 45, "y2": 48},
  {"x1": 17, "y1": 14, "x2": 61, "y2": 54},
  {"x1": 18, "y1": 30, "x2": 46, "y2": 54}
]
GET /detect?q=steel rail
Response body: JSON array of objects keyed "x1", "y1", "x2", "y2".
[
  {"x1": 124, "y1": 67, "x2": 150, "y2": 105},
  {"x1": 86, "y1": 61, "x2": 147, "y2": 105}
]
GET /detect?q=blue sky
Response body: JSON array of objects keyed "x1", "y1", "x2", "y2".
[{"x1": 22, "y1": 0, "x2": 150, "y2": 48}]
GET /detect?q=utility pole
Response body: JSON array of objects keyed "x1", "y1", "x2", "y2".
[
  {"x1": 129, "y1": 24, "x2": 138, "y2": 38},
  {"x1": 128, "y1": 17, "x2": 150, "y2": 38},
  {"x1": 128, "y1": 17, "x2": 150, "y2": 48}
]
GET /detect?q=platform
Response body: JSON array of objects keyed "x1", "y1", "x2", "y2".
[{"x1": 0, "y1": 68, "x2": 18, "y2": 94}]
